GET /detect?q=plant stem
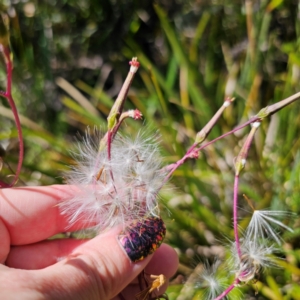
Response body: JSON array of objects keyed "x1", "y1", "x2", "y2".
[
  {"x1": 0, "y1": 45, "x2": 23, "y2": 187},
  {"x1": 258, "y1": 91, "x2": 300, "y2": 117},
  {"x1": 233, "y1": 122, "x2": 260, "y2": 258},
  {"x1": 105, "y1": 58, "x2": 140, "y2": 134},
  {"x1": 195, "y1": 97, "x2": 235, "y2": 145},
  {"x1": 233, "y1": 174, "x2": 242, "y2": 258},
  {"x1": 162, "y1": 117, "x2": 256, "y2": 183},
  {"x1": 97, "y1": 59, "x2": 140, "y2": 185},
  {"x1": 214, "y1": 279, "x2": 239, "y2": 300},
  {"x1": 163, "y1": 91, "x2": 300, "y2": 183}
]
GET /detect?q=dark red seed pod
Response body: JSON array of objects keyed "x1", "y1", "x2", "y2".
[{"x1": 118, "y1": 216, "x2": 166, "y2": 262}]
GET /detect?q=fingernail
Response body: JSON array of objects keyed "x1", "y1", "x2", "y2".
[{"x1": 118, "y1": 216, "x2": 166, "y2": 262}]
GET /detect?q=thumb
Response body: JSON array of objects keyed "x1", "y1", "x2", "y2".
[{"x1": 34, "y1": 217, "x2": 166, "y2": 300}]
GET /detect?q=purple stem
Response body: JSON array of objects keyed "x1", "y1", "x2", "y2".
[
  {"x1": 232, "y1": 123, "x2": 259, "y2": 258},
  {"x1": 233, "y1": 174, "x2": 242, "y2": 258},
  {"x1": 0, "y1": 46, "x2": 24, "y2": 188},
  {"x1": 106, "y1": 130, "x2": 115, "y2": 183},
  {"x1": 162, "y1": 117, "x2": 258, "y2": 184},
  {"x1": 214, "y1": 280, "x2": 239, "y2": 300}
]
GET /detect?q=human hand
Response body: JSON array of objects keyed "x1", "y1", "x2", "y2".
[{"x1": 0, "y1": 185, "x2": 178, "y2": 299}]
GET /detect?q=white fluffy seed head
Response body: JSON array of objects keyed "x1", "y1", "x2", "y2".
[
  {"x1": 229, "y1": 239, "x2": 277, "y2": 283},
  {"x1": 59, "y1": 128, "x2": 166, "y2": 232},
  {"x1": 195, "y1": 260, "x2": 228, "y2": 300}
]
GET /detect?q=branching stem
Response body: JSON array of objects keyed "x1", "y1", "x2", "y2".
[{"x1": 162, "y1": 117, "x2": 257, "y2": 183}]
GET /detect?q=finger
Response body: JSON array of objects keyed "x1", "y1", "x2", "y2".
[
  {"x1": 5, "y1": 218, "x2": 169, "y2": 300},
  {"x1": 6, "y1": 237, "x2": 178, "y2": 277},
  {"x1": 145, "y1": 244, "x2": 179, "y2": 278},
  {"x1": 0, "y1": 218, "x2": 10, "y2": 264},
  {"x1": 6, "y1": 242, "x2": 178, "y2": 299},
  {"x1": 0, "y1": 185, "x2": 84, "y2": 245},
  {"x1": 6, "y1": 239, "x2": 88, "y2": 269}
]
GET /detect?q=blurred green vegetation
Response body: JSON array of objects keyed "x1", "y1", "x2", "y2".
[{"x1": 1, "y1": 0, "x2": 300, "y2": 299}]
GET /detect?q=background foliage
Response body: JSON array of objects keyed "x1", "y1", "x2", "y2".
[{"x1": 1, "y1": 0, "x2": 300, "y2": 299}]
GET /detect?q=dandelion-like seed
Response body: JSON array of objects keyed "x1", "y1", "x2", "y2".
[
  {"x1": 196, "y1": 260, "x2": 228, "y2": 300},
  {"x1": 245, "y1": 210, "x2": 294, "y2": 245},
  {"x1": 230, "y1": 240, "x2": 277, "y2": 283},
  {"x1": 59, "y1": 128, "x2": 166, "y2": 232}
]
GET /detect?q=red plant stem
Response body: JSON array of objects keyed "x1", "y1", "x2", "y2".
[
  {"x1": 99, "y1": 59, "x2": 140, "y2": 152},
  {"x1": 107, "y1": 130, "x2": 112, "y2": 161},
  {"x1": 163, "y1": 91, "x2": 300, "y2": 183},
  {"x1": 232, "y1": 123, "x2": 260, "y2": 259},
  {"x1": 162, "y1": 117, "x2": 258, "y2": 183},
  {"x1": 260, "y1": 90, "x2": 300, "y2": 116},
  {"x1": 195, "y1": 97, "x2": 235, "y2": 144},
  {"x1": 0, "y1": 45, "x2": 23, "y2": 188},
  {"x1": 214, "y1": 280, "x2": 239, "y2": 300},
  {"x1": 235, "y1": 122, "x2": 260, "y2": 176},
  {"x1": 106, "y1": 130, "x2": 115, "y2": 184},
  {"x1": 106, "y1": 58, "x2": 140, "y2": 134},
  {"x1": 233, "y1": 174, "x2": 242, "y2": 258}
]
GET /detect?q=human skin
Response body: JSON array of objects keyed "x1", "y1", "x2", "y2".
[{"x1": 0, "y1": 185, "x2": 178, "y2": 299}]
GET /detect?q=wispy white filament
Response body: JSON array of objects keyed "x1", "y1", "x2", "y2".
[
  {"x1": 59, "y1": 128, "x2": 166, "y2": 232},
  {"x1": 246, "y1": 210, "x2": 294, "y2": 244},
  {"x1": 229, "y1": 239, "x2": 277, "y2": 283},
  {"x1": 196, "y1": 260, "x2": 228, "y2": 300}
]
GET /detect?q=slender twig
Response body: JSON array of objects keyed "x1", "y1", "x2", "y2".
[
  {"x1": 100, "y1": 58, "x2": 140, "y2": 152},
  {"x1": 163, "y1": 91, "x2": 300, "y2": 183},
  {"x1": 94, "y1": 59, "x2": 141, "y2": 190},
  {"x1": 233, "y1": 174, "x2": 241, "y2": 258},
  {"x1": 257, "y1": 91, "x2": 300, "y2": 117},
  {"x1": 162, "y1": 117, "x2": 257, "y2": 183},
  {"x1": 195, "y1": 97, "x2": 235, "y2": 145},
  {"x1": 233, "y1": 122, "x2": 261, "y2": 258},
  {"x1": 214, "y1": 279, "x2": 240, "y2": 300},
  {"x1": 0, "y1": 44, "x2": 23, "y2": 188}
]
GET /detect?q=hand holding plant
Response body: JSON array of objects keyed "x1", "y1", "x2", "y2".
[{"x1": 0, "y1": 185, "x2": 178, "y2": 300}]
